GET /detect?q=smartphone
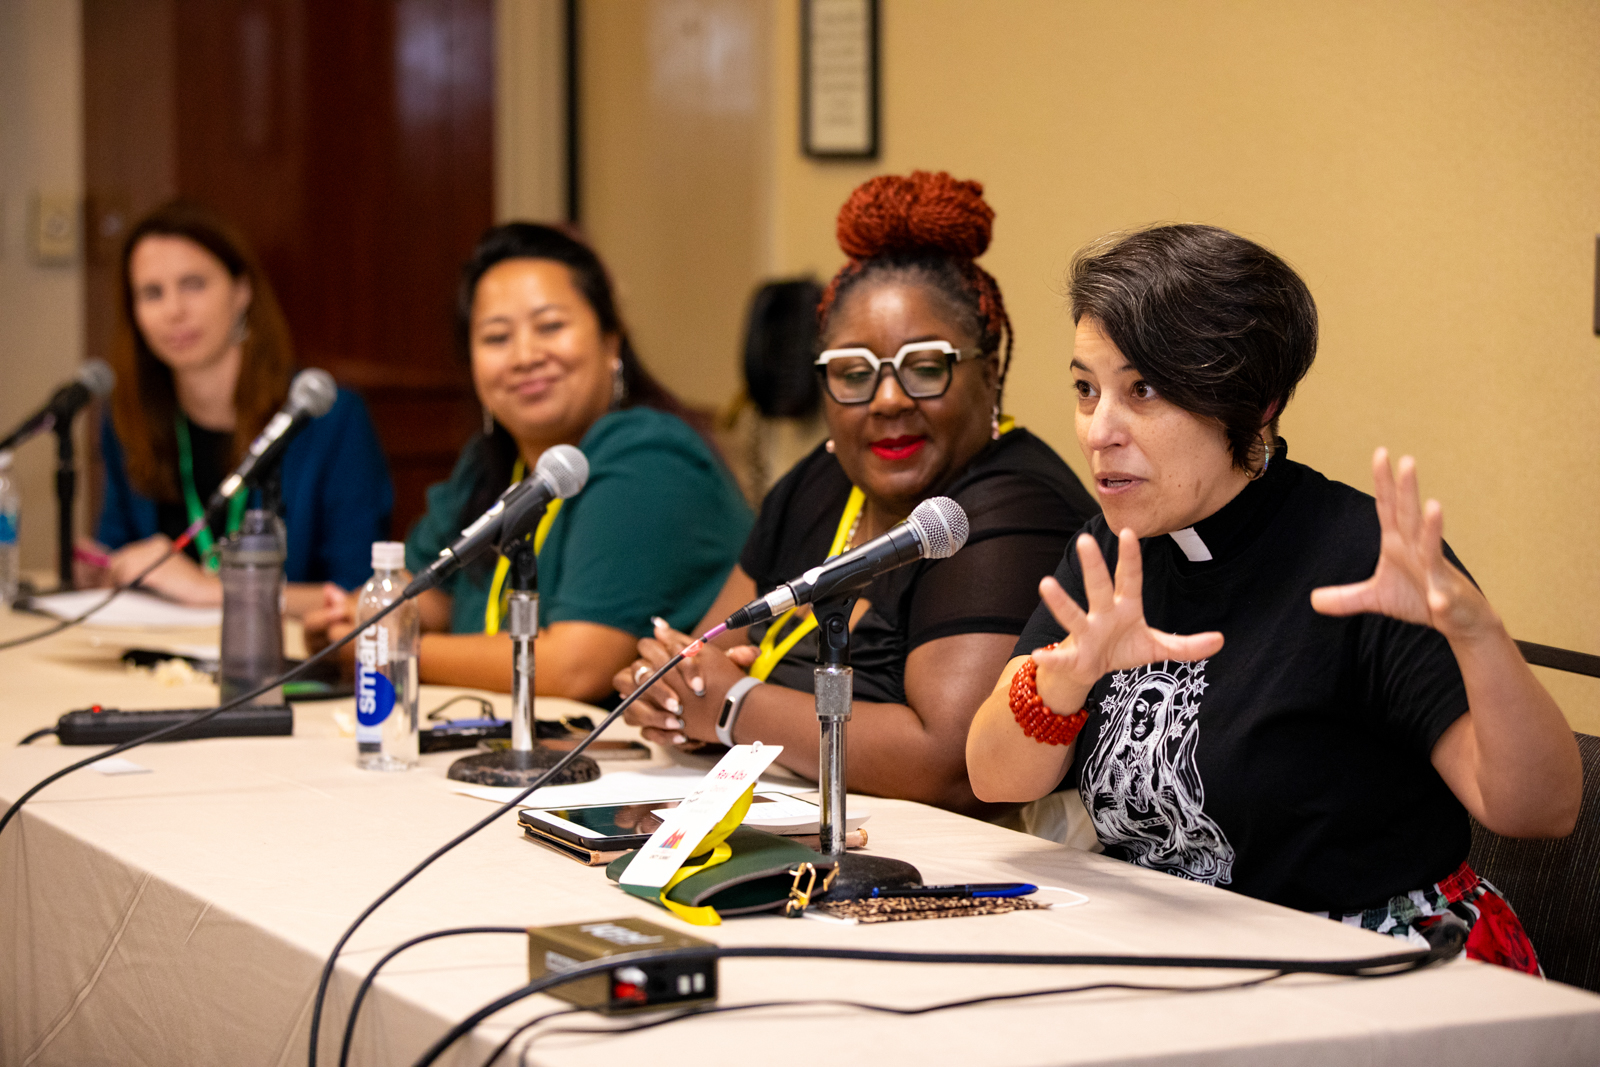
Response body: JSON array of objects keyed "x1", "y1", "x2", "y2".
[{"x1": 517, "y1": 793, "x2": 862, "y2": 850}]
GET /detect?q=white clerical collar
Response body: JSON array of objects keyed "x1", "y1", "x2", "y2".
[{"x1": 1168, "y1": 527, "x2": 1213, "y2": 562}]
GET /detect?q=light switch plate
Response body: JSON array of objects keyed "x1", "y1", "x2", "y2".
[{"x1": 31, "y1": 193, "x2": 79, "y2": 265}]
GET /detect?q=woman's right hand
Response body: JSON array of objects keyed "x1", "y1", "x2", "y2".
[
  {"x1": 1032, "y1": 529, "x2": 1223, "y2": 710},
  {"x1": 107, "y1": 535, "x2": 223, "y2": 606},
  {"x1": 73, "y1": 538, "x2": 113, "y2": 589}
]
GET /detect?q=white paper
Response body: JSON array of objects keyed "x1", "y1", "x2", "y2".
[
  {"x1": 91, "y1": 757, "x2": 151, "y2": 776},
  {"x1": 27, "y1": 589, "x2": 222, "y2": 629},
  {"x1": 450, "y1": 766, "x2": 811, "y2": 809},
  {"x1": 621, "y1": 744, "x2": 784, "y2": 889}
]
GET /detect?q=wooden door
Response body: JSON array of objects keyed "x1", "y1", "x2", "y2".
[{"x1": 84, "y1": 0, "x2": 494, "y2": 543}]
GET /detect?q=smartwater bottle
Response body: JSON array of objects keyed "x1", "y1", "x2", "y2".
[
  {"x1": 0, "y1": 451, "x2": 18, "y2": 607},
  {"x1": 355, "y1": 541, "x2": 419, "y2": 770},
  {"x1": 220, "y1": 509, "x2": 286, "y2": 704}
]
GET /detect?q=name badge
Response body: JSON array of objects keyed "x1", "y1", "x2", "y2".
[{"x1": 619, "y1": 743, "x2": 783, "y2": 889}]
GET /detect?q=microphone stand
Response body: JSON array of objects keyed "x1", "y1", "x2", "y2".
[
  {"x1": 446, "y1": 534, "x2": 598, "y2": 787},
  {"x1": 812, "y1": 595, "x2": 920, "y2": 893},
  {"x1": 53, "y1": 418, "x2": 75, "y2": 591}
]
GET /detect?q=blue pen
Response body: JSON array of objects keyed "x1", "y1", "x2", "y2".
[{"x1": 871, "y1": 882, "x2": 1037, "y2": 899}]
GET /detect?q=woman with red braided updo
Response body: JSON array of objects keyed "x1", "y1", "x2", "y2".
[{"x1": 615, "y1": 171, "x2": 1097, "y2": 815}]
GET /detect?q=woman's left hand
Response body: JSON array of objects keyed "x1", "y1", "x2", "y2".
[
  {"x1": 615, "y1": 618, "x2": 758, "y2": 748},
  {"x1": 1311, "y1": 448, "x2": 1496, "y2": 642},
  {"x1": 107, "y1": 535, "x2": 222, "y2": 607}
]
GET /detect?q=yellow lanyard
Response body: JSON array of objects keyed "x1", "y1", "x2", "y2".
[
  {"x1": 747, "y1": 487, "x2": 865, "y2": 681},
  {"x1": 483, "y1": 458, "x2": 564, "y2": 635},
  {"x1": 745, "y1": 417, "x2": 1015, "y2": 680}
]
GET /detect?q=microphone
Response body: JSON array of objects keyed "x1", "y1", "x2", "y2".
[
  {"x1": 406, "y1": 444, "x2": 589, "y2": 596},
  {"x1": 723, "y1": 496, "x2": 969, "y2": 630},
  {"x1": 209, "y1": 369, "x2": 337, "y2": 512},
  {"x1": 0, "y1": 360, "x2": 116, "y2": 452}
]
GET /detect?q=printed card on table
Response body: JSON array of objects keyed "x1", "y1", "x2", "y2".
[{"x1": 619, "y1": 743, "x2": 783, "y2": 889}]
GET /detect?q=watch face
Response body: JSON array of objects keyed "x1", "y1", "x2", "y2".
[{"x1": 718, "y1": 698, "x2": 736, "y2": 728}]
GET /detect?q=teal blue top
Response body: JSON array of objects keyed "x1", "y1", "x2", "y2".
[{"x1": 405, "y1": 407, "x2": 752, "y2": 637}]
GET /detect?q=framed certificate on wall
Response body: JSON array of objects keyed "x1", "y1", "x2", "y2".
[{"x1": 801, "y1": 0, "x2": 879, "y2": 159}]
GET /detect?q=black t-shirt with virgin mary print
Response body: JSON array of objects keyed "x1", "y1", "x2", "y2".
[{"x1": 1014, "y1": 449, "x2": 1472, "y2": 914}]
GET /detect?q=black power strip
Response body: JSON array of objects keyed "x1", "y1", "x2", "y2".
[{"x1": 56, "y1": 705, "x2": 293, "y2": 745}]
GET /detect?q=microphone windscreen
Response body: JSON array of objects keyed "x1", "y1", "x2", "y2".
[
  {"x1": 908, "y1": 497, "x2": 968, "y2": 559},
  {"x1": 289, "y1": 369, "x2": 338, "y2": 417},
  {"x1": 536, "y1": 444, "x2": 589, "y2": 499},
  {"x1": 76, "y1": 359, "x2": 116, "y2": 398}
]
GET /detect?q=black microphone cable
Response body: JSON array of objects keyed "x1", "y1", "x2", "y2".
[
  {"x1": 413, "y1": 924, "x2": 1468, "y2": 1067},
  {"x1": 306, "y1": 640, "x2": 706, "y2": 1067},
  {"x1": 337, "y1": 926, "x2": 526, "y2": 1067},
  {"x1": 0, "y1": 594, "x2": 408, "y2": 839},
  {"x1": 0, "y1": 528, "x2": 209, "y2": 652},
  {"x1": 488, "y1": 977, "x2": 1293, "y2": 1067}
]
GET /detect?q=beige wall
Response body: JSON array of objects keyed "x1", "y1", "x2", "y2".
[
  {"x1": 0, "y1": 0, "x2": 86, "y2": 577},
  {"x1": 495, "y1": 0, "x2": 567, "y2": 224},
  {"x1": 579, "y1": 0, "x2": 774, "y2": 411},
  {"x1": 756, "y1": 0, "x2": 1600, "y2": 728}
]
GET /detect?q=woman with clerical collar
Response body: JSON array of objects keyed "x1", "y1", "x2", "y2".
[
  {"x1": 617, "y1": 171, "x2": 1098, "y2": 816},
  {"x1": 967, "y1": 223, "x2": 1579, "y2": 972}
]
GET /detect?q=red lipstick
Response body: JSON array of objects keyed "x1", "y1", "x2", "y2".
[{"x1": 869, "y1": 435, "x2": 927, "y2": 461}]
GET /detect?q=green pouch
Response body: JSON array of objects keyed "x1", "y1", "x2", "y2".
[{"x1": 607, "y1": 827, "x2": 837, "y2": 918}]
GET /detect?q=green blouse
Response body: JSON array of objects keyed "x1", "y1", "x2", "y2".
[{"x1": 405, "y1": 407, "x2": 752, "y2": 637}]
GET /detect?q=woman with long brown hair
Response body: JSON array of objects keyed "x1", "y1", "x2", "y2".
[{"x1": 82, "y1": 201, "x2": 392, "y2": 611}]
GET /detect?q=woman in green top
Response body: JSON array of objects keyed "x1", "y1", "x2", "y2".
[{"x1": 313, "y1": 224, "x2": 750, "y2": 700}]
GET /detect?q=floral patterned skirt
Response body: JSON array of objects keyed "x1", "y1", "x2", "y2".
[{"x1": 1314, "y1": 861, "x2": 1541, "y2": 975}]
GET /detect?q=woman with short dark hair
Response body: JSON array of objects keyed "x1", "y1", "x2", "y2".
[{"x1": 967, "y1": 223, "x2": 1579, "y2": 972}]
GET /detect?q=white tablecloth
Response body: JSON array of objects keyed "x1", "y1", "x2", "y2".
[{"x1": 2, "y1": 608, "x2": 1598, "y2": 1066}]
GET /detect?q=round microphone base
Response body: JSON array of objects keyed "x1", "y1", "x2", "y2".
[
  {"x1": 445, "y1": 745, "x2": 600, "y2": 788},
  {"x1": 816, "y1": 851, "x2": 923, "y2": 901}
]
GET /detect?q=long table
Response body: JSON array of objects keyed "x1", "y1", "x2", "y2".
[{"x1": 3, "y1": 606, "x2": 1599, "y2": 1067}]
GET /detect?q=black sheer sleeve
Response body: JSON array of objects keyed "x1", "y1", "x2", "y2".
[
  {"x1": 739, "y1": 444, "x2": 850, "y2": 591},
  {"x1": 905, "y1": 471, "x2": 1094, "y2": 650}
]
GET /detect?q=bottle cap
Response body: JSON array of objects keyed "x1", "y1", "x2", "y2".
[{"x1": 371, "y1": 541, "x2": 406, "y2": 572}]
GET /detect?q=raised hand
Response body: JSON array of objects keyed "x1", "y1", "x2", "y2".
[
  {"x1": 1032, "y1": 529, "x2": 1223, "y2": 711},
  {"x1": 1310, "y1": 448, "x2": 1494, "y2": 640}
]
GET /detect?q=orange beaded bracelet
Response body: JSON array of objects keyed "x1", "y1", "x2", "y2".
[{"x1": 1009, "y1": 644, "x2": 1088, "y2": 746}]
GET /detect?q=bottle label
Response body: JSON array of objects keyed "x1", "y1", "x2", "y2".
[
  {"x1": 0, "y1": 510, "x2": 16, "y2": 546},
  {"x1": 355, "y1": 625, "x2": 394, "y2": 740}
]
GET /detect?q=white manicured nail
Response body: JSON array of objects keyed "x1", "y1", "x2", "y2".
[
  {"x1": 664, "y1": 696, "x2": 680, "y2": 713},
  {"x1": 672, "y1": 733, "x2": 686, "y2": 745},
  {"x1": 666, "y1": 716, "x2": 683, "y2": 730}
]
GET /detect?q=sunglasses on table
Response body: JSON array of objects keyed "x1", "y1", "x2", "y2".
[{"x1": 813, "y1": 340, "x2": 986, "y2": 404}]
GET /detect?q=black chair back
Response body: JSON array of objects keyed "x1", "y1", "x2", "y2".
[{"x1": 1468, "y1": 732, "x2": 1600, "y2": 990}]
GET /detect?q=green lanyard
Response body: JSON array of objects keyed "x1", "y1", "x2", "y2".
[{"x1": 175, "y1": 414, "x2": 248, "y2": 572}]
